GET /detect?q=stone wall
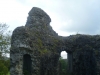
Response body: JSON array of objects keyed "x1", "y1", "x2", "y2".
[
  {"x1": 10, "y1": 7, "x2": 100, "y2": 75},
  {"x1": 63, "y1": 34, "x2": 100, "y2": 75}
]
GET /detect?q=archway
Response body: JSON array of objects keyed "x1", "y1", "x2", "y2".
[
  {"x1": 61, "y1": 51, "x2": 67, "y2": 59},
  {"x1": 23, "y1": 54, "x2": 32, "y2": 75},
  {"x1": 59, "y1": 51, "x2": 68, "y2": 75}
]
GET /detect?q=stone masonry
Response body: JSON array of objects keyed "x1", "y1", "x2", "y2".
[{"x1": 10, "y1": 7, "x2": 100, "y2": 75}]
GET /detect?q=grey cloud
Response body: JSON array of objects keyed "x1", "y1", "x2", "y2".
[
  {"x1": 15, "y1": 0, "x2": 100, "y2": 35},
  {"x1": 55, "y1": 0, "x2": 100, "y2": 35}
]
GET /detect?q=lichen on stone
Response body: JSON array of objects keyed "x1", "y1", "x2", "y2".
[{"x1": 10, "y1": 7, "x2": 100, "y2": 75}]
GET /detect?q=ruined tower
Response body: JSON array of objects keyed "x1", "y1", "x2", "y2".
[{"x1": 10, "y1": 7, "x2": 100, "y2": 75}]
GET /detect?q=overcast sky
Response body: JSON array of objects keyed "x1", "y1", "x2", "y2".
[{"x1": 0, "y1": 0, "x2": 100, "y2": 58}]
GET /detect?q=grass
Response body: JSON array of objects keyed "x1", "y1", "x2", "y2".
[{"x1": 7, "y1": 72, "x2": 10, "y2": 75}]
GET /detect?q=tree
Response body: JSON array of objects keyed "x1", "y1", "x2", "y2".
[
  {"x1": 0, "y1": 23, "x2": 11, "y2": 58},
  {"x1": 59, "y1": 57, "x2": 68, "y2": 75},
  {"x1": 0, "y1": 23, "x2": 11, "y2": 74},
  {"x1": 0, "y1": 61, "x2": 8, "y2": 75}
]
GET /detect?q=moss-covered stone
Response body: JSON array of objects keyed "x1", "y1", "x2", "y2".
[{"x1": 11, "y1": 7, "x2": 100, "y2": 75}]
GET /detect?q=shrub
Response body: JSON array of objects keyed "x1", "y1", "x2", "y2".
[{"x1": 0, "y1": 61, "x2": 8, "y2": 75}]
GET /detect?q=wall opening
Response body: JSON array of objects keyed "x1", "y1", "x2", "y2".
[
  {"x1": 23, "y1": 54, "x2": 32, "y2": 75},
  {"x1": 59, "y1": 51, "x2": 68, "y2": 75},
  {"x1": 60, "y1": 51, "x2": 67, "y2": 59}
]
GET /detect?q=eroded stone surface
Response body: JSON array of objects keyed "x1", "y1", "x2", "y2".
[{"x1": 10, "y1": 7, "x2": 100, "y2": 75}]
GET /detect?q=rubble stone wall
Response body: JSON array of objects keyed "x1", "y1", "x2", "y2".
[{"x1": 10, "y1": 7, "x2": 100, "y2": 75}]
